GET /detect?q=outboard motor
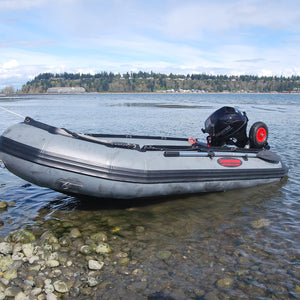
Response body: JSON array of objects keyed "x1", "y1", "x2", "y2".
[{"x1": 202, "y1": 106, "x2": 248, "y2": 147}]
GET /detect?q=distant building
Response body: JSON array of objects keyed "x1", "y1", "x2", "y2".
[{"x1": 47, "y1": 87, "x2": 85, "y2": 94}]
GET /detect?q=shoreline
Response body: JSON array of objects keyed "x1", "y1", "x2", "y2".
[{"x1": 1, "y1": 91, "x2": 300, "y2": 97}]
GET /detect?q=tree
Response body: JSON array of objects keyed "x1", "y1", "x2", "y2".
[{"x1": 2, "y1": 86, "x2": 15, "y2": 94}]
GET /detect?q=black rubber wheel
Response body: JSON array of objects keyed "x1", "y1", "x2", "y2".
[{"x1": 249, "y1": 121, "x2": 268, "y2": 148}]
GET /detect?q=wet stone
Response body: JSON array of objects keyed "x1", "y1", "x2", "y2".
[
  {"x1": 22, "y1": 243, "x2": 34, "y2": 258},
  {"x1": 0, "y1": 256, "x2": 13, "y2": 271},
  {"x1": 40, "y1": 231, "x2": 58, "y2": 244},
  {"x1": 0, "y1": 242, "x2": 12, "y2": 255},
  {"x1": 80, "y1": 245, "x2": 93, "y2": 255},
  {"x1": 0, "y1": 201, "x2": 8, "y2": 210},
  {"x1": 53, "y1": 280, "x2": 69, "y2": 293},
  {"x1": 95, "y1": 242, "x2": 111, "y2": 254},
  {"x1": 251, "y1": 219, "x2": 271, "y2": 229},
  {"x1": 70, "y1": 228, "x2": 81, "y2": 238},
  {"x1": 156, "y1": 250, "x2": 172, "y2": 260},
  {"x1": 90, "y1": 232, "x2": 107, "y2": 243},
  {"x1": 3, "y1": 269, "x2": 18, "y2": 281},
  {"x1": 5, "y1": 286, "x2": 22, "y2": 297},
  {"x1": 10, "y1": 230, "x2": 35, "y2": 243},
  {"x1": 58, "y1": 236, "x2": 71, "y2": 247},
  {"x1": 88, "y1": 260, "x2": 104, "y2": 270},
  {"x1": 216, "y1": 277, "x2": 234, "y2": 288}
]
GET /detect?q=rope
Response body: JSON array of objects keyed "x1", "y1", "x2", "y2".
[{"x1": 0, "y1": 106, "x2": 25, "y2": 119}]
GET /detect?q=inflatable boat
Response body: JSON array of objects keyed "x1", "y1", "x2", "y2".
[{"x1": 0, "y1": 107, "x2": 288, "y2": 199}]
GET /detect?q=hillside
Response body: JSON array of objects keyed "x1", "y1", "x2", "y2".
[{"x1": 21, "y1": 72, "x2": 300, "y2": 93}]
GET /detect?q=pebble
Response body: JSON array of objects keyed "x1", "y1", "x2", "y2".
[
  {"x1": 90, "y1": 232, "x2": 107, "y2": 242},
  {"x1": 10, "y1": 230, "x2": 35, "y2": 243},
  {"x1": 216, "y1": 277, "x2": 234, "y2": 288},
  {"x1": 0, "y1": 242, "x2": 12, "y2": 255},
  {"x1": 0, "y1": 201, "x2": 7, "y2": 210},
  {"x1": 88, "y1": 260, "x2": 104, "y2": 270},
  {"x1": 70, "y1": 228, "x2": 81, "y2": 238},
  {"x1": 3, "y1": 269, "x2": 17, "y2": 281},
  {"x1": 95, "y1": 242, "x2": 111, "y2": 254},
  {"x1": 22, "y1": 243, "x2": 34, "y2": 258},
  {"x1": 53, "y1": 280, "x2": 69, "y2": 293},
  {"x1": 251, "y1": 219, "x2": 271, "y2": 229},
  {"x1": 156, "y1": 250, "x2": 172, "y2": 260}
]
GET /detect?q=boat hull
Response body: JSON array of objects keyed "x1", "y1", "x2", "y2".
[{"x1": 0, "y1": 118, "x2": 288, "y2": 199}]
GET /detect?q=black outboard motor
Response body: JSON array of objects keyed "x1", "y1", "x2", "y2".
[{"x1": 202, "y1": 106, "x2": 248, "y2": 147}]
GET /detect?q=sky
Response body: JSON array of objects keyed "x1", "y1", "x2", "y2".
[{"x1": 1, "y1": 0, "x2": 300, "y2": 89}]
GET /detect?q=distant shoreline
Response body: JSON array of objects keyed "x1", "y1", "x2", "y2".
[{"x1": 1, "y1": 91, "x2": 300, "y2": 97}]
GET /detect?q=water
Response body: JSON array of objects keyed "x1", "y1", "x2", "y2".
[{"x1": 0, "y1": 93, "x2": 299, "y2": 298}]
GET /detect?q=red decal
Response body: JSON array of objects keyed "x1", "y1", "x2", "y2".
[{"x1": 217, "y1": 158, "x2": 242, "y2": 167}]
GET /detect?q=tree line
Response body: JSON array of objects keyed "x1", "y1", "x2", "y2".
[{"x1": 20, "y1": 72, "x2": 300, "y2": 93}]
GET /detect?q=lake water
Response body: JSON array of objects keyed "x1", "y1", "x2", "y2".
[{"x1": 0, "y1": 93, "x2": 299, "y2": 299}]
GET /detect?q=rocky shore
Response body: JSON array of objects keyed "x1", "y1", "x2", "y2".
[
  {"x1": 0, "y1": 229, "x2": 116, "y2": 299},
  {"x1": 0, "y1": 194, "x2": 299, "y2": 300}
]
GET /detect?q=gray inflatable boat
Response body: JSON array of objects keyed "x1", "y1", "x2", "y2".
[{"x1": 0, "y1": 110, "x2": 288, "y2": 199}]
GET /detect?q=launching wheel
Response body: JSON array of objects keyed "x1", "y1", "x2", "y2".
[{"x1": 249, "y1": 122, "x2": 268, "y2": 148}]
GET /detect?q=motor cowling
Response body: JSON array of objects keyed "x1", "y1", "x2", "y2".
[{"x1": 202, "y1": 106, "x2": 248, "y2": 147}]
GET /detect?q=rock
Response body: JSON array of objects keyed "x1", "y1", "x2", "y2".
[
  {"x1": 216, "y1": 277, "x2": 234, "y2": 288},
  {"x1": 156, "y1": 250, "x2": 172, "y2": 260},
  {"x1": 118, "y1": 257, "x2": 130, "y2": 265},
  {"x1": 80, "y1": 245, "x2": 92, "y2": 255},
  {"x1": 0, "y1": 202, "x2": 7, "y2": 210},
  {"x1": 88, "y1": 260, "x2": 104, "y2": 270},
  {"x1": 44, "y1": 279, "x2": 54, "y2": 294},
  {"x1": 88, "y1": 277, "x2": 99, "y2": 287},
  {"x1": 0, "y1": 256, "x2": 12, "y2": 271},
  {"x1": 90, "y1": 232, "x2": 107, "y2": 242},
  {"x1": 10, "y1": 230, "x2": 35, "y2": 243},
  {"x1": 46, "y1": 260, "x2": 60, "y2": 268},
  {"x1": 132, "y1": 268, "x2": 143, "y2": 275},
  {"x1": 136, "y1": 226, "x2": 145, "y2": 233},
  {"x1": 31, "y1": 287, "x2": 42, "y2": 296},
  {"x1": 40, "y1": 231, "x2": 58, "y2": 244},
  {"x1": 5, "y1": 286, "x2": 22, "y2": 297},
  {"x1": 251, "y1": 219, "x2": 271, "y2": 229},
  {"x1": 22, "y1": 243, "x2": 34, "y2": 258},
  {"x1": 58, "y1": 236, "x2": 71, "y2": 247},
  {"x1": 3, "y1": 269, "x2": 17, "y2": 281},
  {"x1": 46, "y1": 292, "x2": 57, "y2": 300},
  {"x1": 0, "y1": 220, "x2": 4, "y2": 227},
  {"x1": 69, "y1": 228, "x2": 81, "y2": 238},
  {"x1": 0, "y1": 242, "x2": 12, "y2": 255},
  {"x1": 53, "y1": 280, "x2": 69, "y2": 293},
  {"x1": 15, "y1": 291, "x2": 26, "y2": 300},
  {"x1": 95, "y1": 242, "x2": 111, "y2": 254}
]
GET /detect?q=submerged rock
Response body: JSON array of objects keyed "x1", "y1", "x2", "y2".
[
  {"x1": 95, "y1": 242, "x2": 111, "y2": 254},
  {"x1": 0, "y1": 201, "x2": 8, "y2": 209},
  {"x1": 40, "y1": 231, "x2": 58, "y2": 244},
  {"x1": 53, "y1": 280, "x2": 69, "y2": 293},
  {"x1": 216, "y1": 277, "x2": 234, "y2": 288},
  {"x1": 90, "y1": 232, "x2": 107, "y2": 243},
  {"x1": 156, "y1": 250, "x2": 172, "y2": 260},
  {"x1": 251, "y1": 219, "x2": 271, "y2": 229},
  {"x1": 10, "y1": 230, "x2": 35, "y2": 243},
  {"x1": 88, "y1": 260, "x2": 104, "y2": 270},
  {"x1": 70, "y1": 228, "x2": 81, "y2": 238}
]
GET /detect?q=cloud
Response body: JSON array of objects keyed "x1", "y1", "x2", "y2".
[
  {"x1": 0, "y1": 0, "x2": 47, "y2": 10},
  {"x1": 2, "y1": 59, "x2": 20, "y2": 69},
  {"x1": 162, "y1": 0, "x2": 300, "y2": 40}
]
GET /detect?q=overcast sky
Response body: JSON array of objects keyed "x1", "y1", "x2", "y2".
[{"x1": 1, "y1": 0, "x2": 300, "y2": 89}]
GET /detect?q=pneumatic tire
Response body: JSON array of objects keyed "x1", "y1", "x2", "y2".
[{"x1": 249, "y1": 121, "x2": 268, "y2": 148}]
